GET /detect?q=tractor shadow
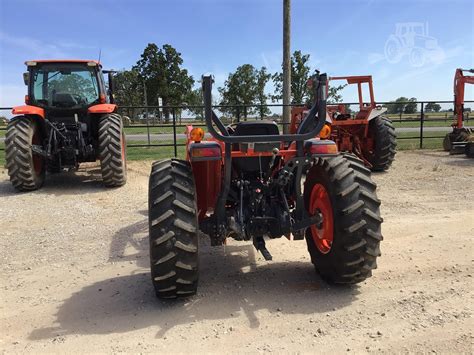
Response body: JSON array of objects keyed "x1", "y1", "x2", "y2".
[
  {"x1": 0, "y1": 164, "x2": 107, "y2": 196},
  {"x1": 42, "y1": 166, "x2": 105, "y2": 195},
  {"x1": 108, "y1": 210, "x2": 149, "y2": 268},
  {"x1": 444, "y1": 157, "x2": 474, "y2": 167},
  {"x1": 29, "y1": 241, "x2": 361, "y2": 341}
]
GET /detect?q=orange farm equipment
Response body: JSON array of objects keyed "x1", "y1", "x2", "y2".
[
  {"x1": 5, "y1": 60, "x2": 127, "y2": 191},
  {"x1": 443, "y1": 68, "x2": 474, "y2": 157},
  {"x1": 291, "y1": 75, "x2": 397, "y2": 171},
  {"x1": 147, "y1": 72, "x2": 383, "y2": 299}
]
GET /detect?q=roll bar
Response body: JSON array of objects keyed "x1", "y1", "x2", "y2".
[{"x1": 202, "y1": 72, "x2": 328, "y2": 143}]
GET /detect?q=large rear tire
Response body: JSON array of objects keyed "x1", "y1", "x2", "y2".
[
  {"x1": 5, "y1": 117, "x2": 45, "y2": 191},
  {"x1": 148, "y1": 159, "x2": 199, "y2": 299},
  {"x1": 366, "y1": 116, "x2": 397, "y2": 171},
  {"x1": 466, "y1": 142, "x2": 474, "y2": 158},
  {"x1": 98, "y1": 113, "x2": 127, "y2": 187},
  {"x1": 304, "y1": 154, "x2": 383, "y2": 284}
]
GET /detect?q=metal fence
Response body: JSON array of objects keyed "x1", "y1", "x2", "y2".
[{"x1": 0, "y1": 100, "x2": 472, "y2": 154}]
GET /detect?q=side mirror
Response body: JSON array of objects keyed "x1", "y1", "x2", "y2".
[{"x1": 23, "y1": 72, "x2": 29, "y2": 86}]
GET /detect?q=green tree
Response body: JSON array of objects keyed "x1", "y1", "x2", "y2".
[
  {"x1": 404, "y1": 97, "x2": 418, "y2": 114},
  {"x1": 272, "y1": 50, "x2": 311, "y2": 104},
  {"x1": 185, "y1": 88, "x2": 204, "y2": 120},
  {"x1": 218, "y1": 64, "x2": 259, "y2": 120},
  {"x1": 273, "y1": 50, "x2": 345, "y2": 105},
  {"x1": 425, "y1": 102, "x2": 441, "y2": 112},
  {"x1": 255, "y1": 67, "x2": 271, "y2": 118},
  {"x1": 385, "y1": 97, "x2": 408, "y2": 114},
  {"x1": 134, "y1": 43, "x2": 194, "y2": 122},
  {"x1": 114, "y1": 69, "x2": 143, "y2": 121}
]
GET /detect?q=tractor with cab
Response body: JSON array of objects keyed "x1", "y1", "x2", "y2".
[{"x1": 5, "y1": 60, "x2": 127, "y2": 191}]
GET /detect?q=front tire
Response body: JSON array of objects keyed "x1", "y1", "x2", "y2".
[
  {"x1": 466, "y1": 142, "x2": 474, "y2": 158},
  {"x1": 5, "y1": 117, "x2": 45, "y2": 191},
  {"x1": 98, "y1": 113, "x2": 127, "y2": 187},
  {"x1": 366, "y1": 116, "x2": 397, "y2": 171},
  {"x1": 304, "y1": 154, "x2": 383, "y2": 284},
  {"x1": 148, "y1": 159, "x2": 199, "y2": 299}
]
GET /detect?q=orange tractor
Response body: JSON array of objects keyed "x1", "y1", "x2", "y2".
[
  {"x1": 291, "y1": 75, "x2": 397, "y2": 171},
  {"x1": 5, "y1": 60, "x2": 127, "y2": 191},
  {"x1": 148, "y1": 72, "x2": 383, "y2": 299},
  {"x1": 443, "y1": 68, "x2": 474, "y2": 157}
]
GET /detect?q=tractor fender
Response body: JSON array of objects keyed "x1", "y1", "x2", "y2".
[
  {"x1": 367, "y1": 106, "x2": 387, "y2": 121},
  {"x1": 11, "y1": 105, "x2": 45, "y2": 119},
  {"x1": 88, "y1": 104, "x2": 117, "y2": 114}
]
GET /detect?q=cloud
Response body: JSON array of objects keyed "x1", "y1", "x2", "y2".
[{"x1": 0, "y1": 31, "x2": 67, "y2": 58}]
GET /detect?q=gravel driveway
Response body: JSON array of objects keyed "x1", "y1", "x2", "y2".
[{"x1": 0, "y1": 151, "x2": 473, "y2": 353}]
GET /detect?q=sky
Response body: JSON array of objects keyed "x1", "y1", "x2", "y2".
[{"x1": 0, "y1": 0, "x2": 473, "y2": 112}]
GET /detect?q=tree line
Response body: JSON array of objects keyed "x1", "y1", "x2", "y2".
[
  {"x1": 114, "y1": 42, "x2": 445, "y2": 121},
  {"x1": 383, "y1": 97, "x2": 441, "y2": 114},
  {"x1": 114, "y1": 43, "x2": 346, "y2": 121}
]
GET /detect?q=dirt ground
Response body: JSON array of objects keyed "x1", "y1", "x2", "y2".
[{"x1": 0, "y1": 150, "x2": 473, "y2": 354}]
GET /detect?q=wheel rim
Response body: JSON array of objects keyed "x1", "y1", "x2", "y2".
[
  {"x1": 309, "y1": 183, "x2": 334, "y2": 254},
  {"x1": 32, "y1": 129, "x2": 43, "y2": 175}
]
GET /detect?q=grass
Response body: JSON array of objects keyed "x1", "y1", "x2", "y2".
[
  {"x1": 127, "y1": 145, "x2": 185, "y2": 161},
  {"x1": 392, "y1": 120, "x2": 453, "y2": 128},
  {"x1": 396, "y1": 131, "x2": 445, "y2": 150}
]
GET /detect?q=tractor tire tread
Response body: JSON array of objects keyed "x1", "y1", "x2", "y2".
[
  {"x1": 304, "y1": 153, "x2": 383, "y2": 284},
  {"x1": 368, "y1": 116, "x2": 397, "y2": 171},
  {"x1": 148, "y1": 159, "x2": 199, "y2": 299},
  {"x1": 5, "y1": 117, "x2": 45, "y2": 191},
  {"x1": 99, "y1": 113, "x2": 127, "y2": 187}
]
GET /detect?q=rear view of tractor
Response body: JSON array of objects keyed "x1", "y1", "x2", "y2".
[
  {"x1": 147, "y1": 72, "x2": 383, "y2": 299},
  {"x1": 5, "y1": 60, "x2": 127, "y2": 191},
  {"x1": 291, "y1": 75, "x2": 397, "y2": 171},
  {"x1": 443, "y1": 68, "x2": 474, "y2": 158}
]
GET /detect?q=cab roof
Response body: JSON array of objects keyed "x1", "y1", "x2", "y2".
[{"x1": 25, "y1": 59, "x2": 101, "y2": 66}]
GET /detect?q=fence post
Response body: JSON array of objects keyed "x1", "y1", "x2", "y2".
[
  {"x1": 172, "y1": 108, "x2": 178, "y2": 158},
  {"x1": 146, "y1": 109, "x2": 151, "y2": 146},
  {"x1": 419, "y1": 102, "x2": 424, "y2": 149}
]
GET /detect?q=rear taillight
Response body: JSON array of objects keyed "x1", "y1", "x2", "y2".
[
  {"x1": 189, "y1": 142, "x2": 222, "y2": 161},
  {"x1": 306, "y1": 139, "x2": 338, "y2": 155},
  {"x1": 191, "y1": 146, "x2": 221, "y2": 158},
  {"x1": 25, "y1": 95, "x2": 29, "y2": 104},
  {"x1": 99, "y1": 94, "x2": 106, "y2": 104}
]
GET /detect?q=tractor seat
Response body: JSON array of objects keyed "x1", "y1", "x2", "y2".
[
  {"x1": 231, "y1": 121, "x2": 280, "y2": 175},
  {"x1": 232, "y1": 121, "x2": 280, "y2": 137},
  {"x1": 53, "y1": 93, "x2": 77, "y2": 107}
]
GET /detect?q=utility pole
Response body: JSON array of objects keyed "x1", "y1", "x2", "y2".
[{"x1": 282, "y1": 0, "x2": 291, "y2": 133}]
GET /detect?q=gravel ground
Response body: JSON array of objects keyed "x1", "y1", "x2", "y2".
[{"x1": 0, "y1": 150, "x2": 473, "y2": 353}]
